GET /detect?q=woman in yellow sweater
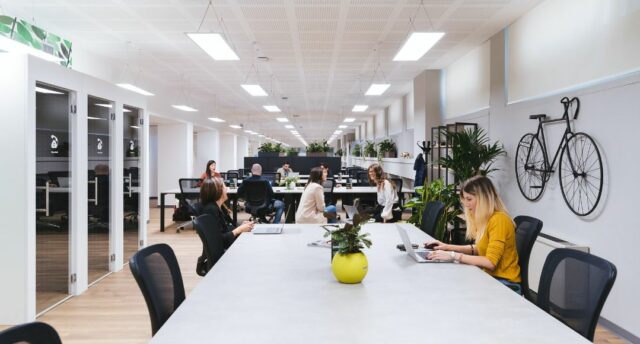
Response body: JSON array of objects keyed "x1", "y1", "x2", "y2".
[{"x1": 426, "y1": 175, "x2": 522, "y2": 293}]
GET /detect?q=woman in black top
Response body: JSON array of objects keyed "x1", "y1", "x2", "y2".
[{"x1": 199, "y1": 178, "x2": 254, "y2": 249}]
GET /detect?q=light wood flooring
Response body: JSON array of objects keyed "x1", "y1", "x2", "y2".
[{"x1": 1, "y1": 202, "x2": 629, "y2": 343}]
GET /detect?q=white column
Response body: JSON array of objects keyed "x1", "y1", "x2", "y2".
[
  {"x1": 236, "y1": 136, "x2": 248, "y2": 170},
  {"x1": 70, "y1": 89, "x2": 88, "y2": 294},
  {"x1": 194, "y1": 130, "x2": 220, "y2": 176},
  {"x1": 219, "y1": 133, "x2": 238, "y2": 171},
  {"x1": 157, "y1": 123, "x2": 194, "y2": 206},
  {"x1": 110, "y1": 101, "x2": 124, "y2": 271},
  {"x1": 413, "y1": 70, "x2": 443, "y2": 157}
]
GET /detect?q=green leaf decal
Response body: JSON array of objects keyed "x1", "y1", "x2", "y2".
[
  {"x1": 32, "y1": 26, "x2": 47, "y2": 41},
  {"x1": 0, "y1": 15, "x2": 15, "y2": 26},
  {"x1": 59, "y1": 42, "x2": 69, "y2": 58}
]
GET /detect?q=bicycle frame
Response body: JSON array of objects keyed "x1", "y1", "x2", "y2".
[{"x1": 525, "y1": 97, "x2": 580, "y2": 174}]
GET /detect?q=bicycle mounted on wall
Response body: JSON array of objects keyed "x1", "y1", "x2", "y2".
[{"x1": 515, "y1": 97, "x2": 603, "y2": 216}]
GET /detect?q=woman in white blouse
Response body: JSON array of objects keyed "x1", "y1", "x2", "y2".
[
  {"x1": 295, "y1": 167, "x2": 337, "y2": 224},
  {"x1": 367, "y1": 163, "x2": 400, "y2": 223}
]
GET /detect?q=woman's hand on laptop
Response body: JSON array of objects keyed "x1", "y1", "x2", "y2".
[
  {"x1": 427, "y1": 250, "x2": 455, "y2": 262},
  {"x1": 233, "y1": 221, "x2": 255, "y2": 236},
  {"x1": 424, "y1": 240, "x2": 447, "y2": 250}
]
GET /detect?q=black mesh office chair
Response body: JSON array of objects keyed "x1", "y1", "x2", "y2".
[
  {"x1": 514, "y1": 215, "x2": 544, "y2": 303},
  {"x1": 322, "y1": 178, "x2": 336, "y2": 206},
  {"x1": 237, "y1": 168, "x2": 249, "y2": 178},
  {"x1": 390, "y1": 178, "x2": 404, "y2": 205},
  {"x1": 0, "y1": 321, "x2": 62, "y2": 344},
  {"x1": 536, "y1": 248, "x2": 617, "y2": 341},
  {"x1": 355, "y1": 171, "x2": 370, "y2": 186},
  {"x1": 177, "y1": 178, "x2": 202, "y2": 232},
  {"x1": 193, "y1": 214, "x2": 225, "y2": 276},
  {"x1": 241, "y1": 179, "x2": 275, "y2": 223},
  {"x1": 219, "y1": 172, "x2": 240, "y2": 187},
  {"x1": 129, "y1": 243, "x2": 185, "y2": 336},
  {"x1": 420, "y1": 201, "x2": 445, "y2": 238}
]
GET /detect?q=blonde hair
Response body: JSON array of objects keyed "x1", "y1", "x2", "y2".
[{"x1": 460, "y1": 175, "x2": 509, "y2": 241}]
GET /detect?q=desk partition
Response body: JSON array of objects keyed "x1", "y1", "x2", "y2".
[{"x1": 244, "y1": 156, "x2": 341, "y2": 175}]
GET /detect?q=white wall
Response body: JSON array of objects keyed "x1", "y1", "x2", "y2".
[
  {"x1": 157, "y1": 123, "x2": 193, "y2": 205},
  {"x1": 194, "y1": 130, "x2": 220, "y2": 176},
  {"x1": 508, "y1": 0, "x2": 640, "y2": 103},
  {"x1": 149, "y1": 125, "x2": 158, "y2": 198},
  {"x1": 236, "y1": 136, "x2": 248, "y2": 169},
  {"x1": 388, "y1": 98, "x2": 404, "y2": 135},
  {"x1": 445, "y1": 41, "x2": 491, "y2": 118},
  {"x1": 405, "y1": 90, "x2": 414, "y2": 130},
  {"x1": 374, "y1": 110, "x2": 386, "y2": 138},
  {"x1": 219, "y1": 133, "x2": 238, "y2": 171},
  {"x1": 366, "y1": 117, "x2": 374, "y2": 140}
]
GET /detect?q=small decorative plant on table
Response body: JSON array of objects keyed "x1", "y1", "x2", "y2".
[
  {"x1": 377, "y1": 139, "x2": 397, "y2": 158},
  {"x1": 280, "y1": 176, "x2": 299, "y2": 190},
  {"x1": 324, "y1": 214, "x2": 372, "y2": 284}
]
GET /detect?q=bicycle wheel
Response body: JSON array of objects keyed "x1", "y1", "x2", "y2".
[
  {"x1": 559, "y1": 132, "x2": 603, "y2": 216},
  {"x1": 515, "y1": 133, "x2": 548, "y2": 201}
]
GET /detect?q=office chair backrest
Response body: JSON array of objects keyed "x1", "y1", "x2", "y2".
[
  {"x1": 129, "y1": 243, "x2": 185, "y2": 335},
  {"x1": 536, "y1": 248, "x2": 617, "y2": 341},
  {"x1": 0, "y1": 321, "x2": 62, "y2": 344},
  {"x1": 242, "y1": 179, "x2": 271, "y2": 210},
  {"x1": 356, "y1": 171, "x2": 370, "y2": 186},
  {"x1": 322, "y1": 178, "x2": 336, "y2": 206},
  {"x1": 237, "y1": 168, "x2": 249, "y2": 178},
  {"x1": 219, "y1": 172, "x2": 239, "y2": 185},
  {"x1": 513, "y1": 215, "x2": 543, "y2": 302},
  {"x1": 421, "y1": 201, "x2": 445, "y2": 238},
  {"x1": 193, "y1": 214, "x2": 226, "y2": 274},
  {"x1": 389, "y1": 178, "x2": 403, "y2": 203}
]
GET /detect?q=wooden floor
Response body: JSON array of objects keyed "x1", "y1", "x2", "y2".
[{"x1": 1, "y1": 202, "x2": 628, "y2": 343}]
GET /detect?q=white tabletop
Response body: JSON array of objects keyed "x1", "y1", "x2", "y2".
[
  {"x1": 151, "y1": 224, "x2": 586, "y2": 343},
  {"x1": 163, "y1": 186, "x2": 415, "y2": 195}
]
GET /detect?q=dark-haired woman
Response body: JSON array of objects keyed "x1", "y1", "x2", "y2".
[
  {"x1": 199, "y1": 178, "x2": 254, "y2": 249},
  {"x1": 367, "y1": 163, "x2": 400, "y2": 223},
  {"x1": 295, "y1": 167, "x2": 337, "y2": 224},
  {"x1": 200, "y1": 160, "x2": 222, "y2": 181}
]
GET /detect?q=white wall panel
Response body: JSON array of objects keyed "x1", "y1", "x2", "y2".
[
  {"x1": 388, "y1": 98, "x2": 404, "y2": 135},
  {"x1": 405, "y1": 90, "x2": 414, "y2": 130},
  {"x1": 374, "y1": 110, "x2": 387, "y2": 138},
  {"x1": 445, "y1": 41, "x2": 491, "y2": 118}
]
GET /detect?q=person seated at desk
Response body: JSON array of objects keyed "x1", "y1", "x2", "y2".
[
  {"x1": 276, "y1": 162, "x2": 294, "y2": 177},
  {"x1": 200, "y1": 160, "x2": 222, "y2": 182},
  {"x1": 200, "y1": 178, "x2": 254, "y2": 248},
  {"x1": 295, "y1": 167, "x2": 337, "y2": 224},
  {"x1": 425, "y1": 175, "x2": 521, "y2": 294},
  {"x1": 237, "y1": 163, "x2": 285, "y2": 223},
  {"x1": 319, "y1": 162, "x2": 331, "y2": 179},
  {"x1": 358, "y1": 163, "x2": 401, "y2": 223}
]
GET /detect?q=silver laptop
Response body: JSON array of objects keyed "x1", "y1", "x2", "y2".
[
  {"x1": 287, "y1": 172, "x2": 300, "y2": 178},
  {"x1": 253, "y1": 222, "x2": 284, "y2": 234},
  {"x1": 396, "y1": 225, "x2": 445, "y2": 263}
]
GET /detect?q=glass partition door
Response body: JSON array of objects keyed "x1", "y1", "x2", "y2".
[
  {"x1": 87, "y1": 96, "x2": 112, "y2": 285},
  {"x1": 35, "y1": 82, "x2": 71, "y2": 313},
  {"x1": 123, "y1": 106, "x2": 141, "y2": 262}
]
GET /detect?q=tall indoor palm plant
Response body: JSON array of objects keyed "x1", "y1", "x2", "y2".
[{"x1": 439, "y1": 128, "x2": 505, "y2": 183}]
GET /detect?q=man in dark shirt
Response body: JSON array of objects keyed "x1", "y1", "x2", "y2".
[{"x1": 237, "y1": 163, "x2": 284, "y2": 223}]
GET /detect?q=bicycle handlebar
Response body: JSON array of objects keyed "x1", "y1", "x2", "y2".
[{"x1": 561, "y1": 96, "x2": 580, "y2": 120}]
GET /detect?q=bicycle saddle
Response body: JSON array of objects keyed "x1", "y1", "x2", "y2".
[{"x1": 529, "y1": 114, "x2": 546, "y2": 120}]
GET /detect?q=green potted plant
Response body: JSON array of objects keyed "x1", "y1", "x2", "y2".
[
  {"x1": 324, "y1": 214, "x2": 372, "y2": 284},
  {"x1": 404, "y1": 179, "x2": 462, "y2": 243},
  {"x1": 439, "y1": 128, "x2": 506, "y2": 183},
  {"x1": 377, "y1": 139, "x2": 397, "y2": 158},
  {"x1": 352, "y1": 144, "x2": 362, "y2": 157},
  {"x1": 258, "y1": 142, "x2": 281, "y2": 157},
  {"x1": 335, "y1": 148, "x2": 343, "y2": 157},
  {"x1": 279, "y1": 175, "x2": 299, "y2": 190},
  {"x1": 364, "y1": 141, "x2": 376, "y2": 158},
  {"x1": 306, "y1": 141, "x2": 331, "y2": 157},
  {"x1": 286, "y1": 147, "x2": 299, "y2": 157}
]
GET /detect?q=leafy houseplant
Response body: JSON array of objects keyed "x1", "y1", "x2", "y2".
[
  {"x1": 258, "y1": 142, "x2": 283, "y2": 157},
  {"x1": 286, "y1": 147, "x2": 299, "y2": 157},
  {"x1": 377, "y1": 139, "x2": 397, "y2": 158},
  {"x1": 335, "y1": 148, "x2": 343, "y2": 157},
  {"x1": 364, "y1": 141, "x2": 377, "y2": 158},
  {"x1": 439, "y1": 128, "x2": 506, "y2": 183},
  {"x1": 306, "y1": 141, "x2": 331, "y2": 157},
  {"x1": 352, "y1": 144, "x2": 362, "y2": 157},
  {"x1": 324, "y1": 214, "x2": 372, "y2": 284},
  {"x1": 280, "y1": 176, "x2": 299, "y2": 189},
  {"x1": 404, "y1": 179, "x2": 462, "y2": 243}
]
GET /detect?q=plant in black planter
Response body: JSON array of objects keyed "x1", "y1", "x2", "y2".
[
  {"x1": 439, "y1": 128, "x2": 506, "y2": 183},
  {"x1": 258, "y1": 142, "x2": 282, "y2": 157},
  {"x1": 364, "y1": 141, "x2": 376, "y2": 158},
  {"x1": 306, "y1": 141, "x2": 331, "y2": 157},
  {"x1": 286, "y1": 147, "x2": 299, "y2": 157},
  {"x1": 352, "y1": 144, "x2": 362, "y2": 157},
  {"x1": 377, "y1": 139, "x2": 397, "y2": 158},
  {"x1": 404, "y1": 179, "x2": 461, "y2": 243}
]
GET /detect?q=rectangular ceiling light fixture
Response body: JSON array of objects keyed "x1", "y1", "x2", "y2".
[
  {"x1": 35, "y1": 86, "x2": 64, "y2": 95},
  {"x1": 365, "y1": 83, "x2": 390, "y2": 96},
  {"x1": 284, "y1": 125, "x2": 294, "y2": 129},
  {"x1": 338, "y1": 125, "x2": 348, "y2": 129},
  {"x1": 352, "y1": 105, "x2": 368, "y2": 112},
  {"x1": 186, "y1": 33, "x2": 239, "y2": 61},
  {"x1": 241, "y1": 84, "x2": 268, "y2": 97},
  {"x1": 230, "y1": 124, "x2": 242, "y2": 129},
  {"x1": 172, "y1": 105, "x2": 198, "y2": 112},
  {"x1": 263, "y1": 105, "x2": 281, "y2": 112},
  {"x1": 116, "y1": 83, "x2": 155, "y2": 96},
  {"x1": 393, "y1": 32, "x2": 445, "y2": 61},
  {"x1": 344, "y1": 118, "x2": 356, "y2": 122},
  {"x1": 208, "y1": 117, "x2": 225, "y2": 122},
  {"x1": 0, "y1": 35, "x2": 63, "y2": 62},
  {"x1": 276, "y1": 117, "x2": 289, "y2": 122}
]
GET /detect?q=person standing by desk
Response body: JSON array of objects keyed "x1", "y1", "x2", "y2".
[
  {"x1": 426, "y1": 175, "x2": 521, "y2": 294},
  {"x1": 276, "y1": 162, "x2": 294, "y2": 177}
]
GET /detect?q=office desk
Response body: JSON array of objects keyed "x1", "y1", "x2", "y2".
[
  {"x1": 159, "y1": 186, "x2": 416, "y2": 231},
  {"x1": 151, "y1": 224, "x2": 587, "y2": 343}
]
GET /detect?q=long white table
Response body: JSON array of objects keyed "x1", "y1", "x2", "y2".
[{"x1": 151, "y1": 224, "x2": 587, "y2": 343}]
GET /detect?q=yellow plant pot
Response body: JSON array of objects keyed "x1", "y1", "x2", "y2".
[{"x1": 331, "y1": 252, "x2": 368, "y2": 284}]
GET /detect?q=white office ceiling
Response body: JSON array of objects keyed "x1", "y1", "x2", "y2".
[{"x1": 2, "y1": 0, "x2": 541, "y2": 146}]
